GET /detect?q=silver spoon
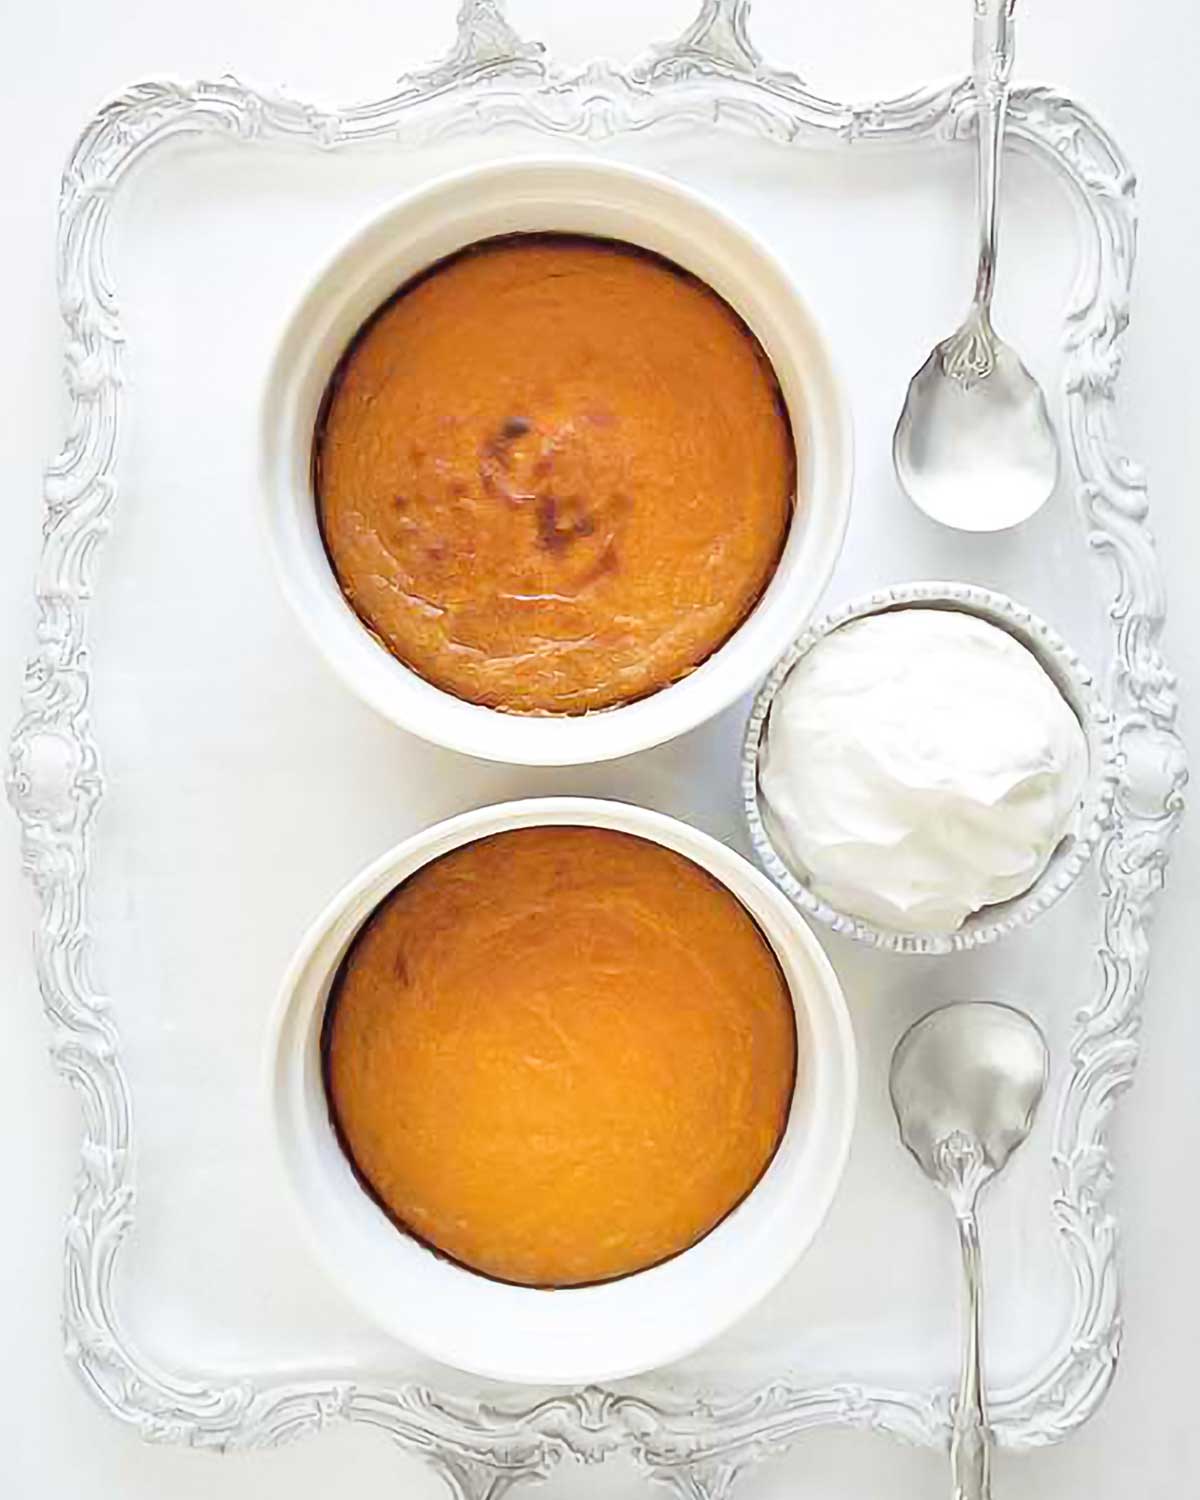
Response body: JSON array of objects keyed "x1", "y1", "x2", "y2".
[
  {"x1": 889, "y1": 1002, "x2": 1049, "y2": 1500},
  {"x1": 893, "y1": 0, "x2": 1059, "y2": 531}
]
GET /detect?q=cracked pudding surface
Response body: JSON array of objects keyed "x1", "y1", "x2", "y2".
[
  {"x1": 323, "y1": 825, "x2": 798, "y2": 1287},
  {"x1": 315, "y1": 234, "x2": 795, "y2": 714}
]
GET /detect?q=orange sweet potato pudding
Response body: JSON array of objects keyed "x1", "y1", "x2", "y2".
[
  {"x1": 323, "y1": 826, "x2": 798, "y2": 1287},
  {"x1": 315, "y1": 234, "x2": 795, "y2": 714}
]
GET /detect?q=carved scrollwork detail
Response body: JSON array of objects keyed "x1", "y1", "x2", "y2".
[
  {"x1": 6, "y1": 0, "x2": 1182, "y2": 1493},
  {"x1": 934, "y1": 1130, "x2": 990, "y2": 1209}
]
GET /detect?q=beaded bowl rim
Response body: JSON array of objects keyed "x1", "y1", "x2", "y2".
[{"x1": 741, "y1": 579, "x2": 1120, "y2": 956}]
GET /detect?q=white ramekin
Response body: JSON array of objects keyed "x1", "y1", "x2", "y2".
[
  {"x1": 261, "y1": 158, "x2": 852, "y2": 765},
  {"x1": 743, "y1": 582, "x2": 1118, "y2": 956},
  {"x1": 266, "y1": 798, "x2": 857, "y2": 1384}
]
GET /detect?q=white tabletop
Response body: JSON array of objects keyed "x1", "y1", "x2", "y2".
[{"x1": 2, "y1": 2, "x2": 1197, "y2": 1495}]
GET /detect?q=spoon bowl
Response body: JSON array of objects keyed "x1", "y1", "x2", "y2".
[
  {"x1": 890, "y1": 1001, "x2": 1048, "y2": 1211},
  {"x1": 894, "y1": 316, "x2": 1059, "y2": 533}
]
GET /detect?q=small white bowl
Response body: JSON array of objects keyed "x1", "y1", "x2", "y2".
[
  {"x1": 267, "y1": 798, "x2": 857, "y2": 1384},
  {"x1": 261, "y1": 157, "x2": 852, "y2": 766},
  {"x1": 743, "y1": 582, "x2": 1118, "y2": 956}
]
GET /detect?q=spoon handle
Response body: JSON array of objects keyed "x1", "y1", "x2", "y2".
[
  {"x1": 950, "y1": 1208, "x2": 992, "y2": 1500},
  {"x1": 971, "y1": 0, "x2": 1017, "y2": 310}
]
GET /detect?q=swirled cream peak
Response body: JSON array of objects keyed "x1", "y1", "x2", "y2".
[{"x1": 758, "y1": 608, "x2": 1089, "y2": 933}]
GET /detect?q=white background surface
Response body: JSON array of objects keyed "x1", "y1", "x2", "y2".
[{"x1": 1, "y1": 2, "x2": 1197, "y2": 1496}]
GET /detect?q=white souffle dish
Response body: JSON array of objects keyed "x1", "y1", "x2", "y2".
[
  {"x1": 743, "y1": 582, "x2": 1119, "y2": 956},
  {"x1": 260, "y1": 157, "x2": 852, "y2": 766},
  {"x1": 266, "y1": 797, "x2": 857, "y2": 1385}
]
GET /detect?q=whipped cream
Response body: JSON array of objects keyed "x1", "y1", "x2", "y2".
[{"x1": 758, "y1": 608, "x2": 1089, "y2": 933}]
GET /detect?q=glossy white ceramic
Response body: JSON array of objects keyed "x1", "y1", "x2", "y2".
[
  {"x1": 261, "y1": 157, "x2": 852, "y2": 765},
  {"x1": 267, "y1": 797, "x2": 858, "y2": 1384}
]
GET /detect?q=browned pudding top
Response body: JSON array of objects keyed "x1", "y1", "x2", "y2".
[
  {"x1": 315, "y1": 235, "x2": 795, "y2": 714},
  {"x1": 323, "y1": 826, "x2": 798, "y2": 1288}
]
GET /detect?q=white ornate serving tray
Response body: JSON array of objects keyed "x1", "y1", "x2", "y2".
[{"x1": 8, "y1": 2, "x2": 1186, "y2": 1494}]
